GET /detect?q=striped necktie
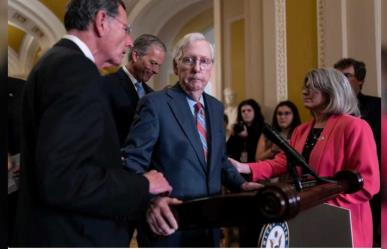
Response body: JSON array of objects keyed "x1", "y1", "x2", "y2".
[
  {"x1": 135, "y1": 82, "x2": 145, "y2": 98},
  {"x1": 194, "y1": 102, "x2": 208, "y2": 160}
]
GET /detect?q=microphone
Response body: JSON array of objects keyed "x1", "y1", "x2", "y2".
[
  {"x1": 262, "y1": 123, "x2": 310, "y2": 170},
  {"x1": 262, "y1": 123, "x2": 335, "y2": 186}
]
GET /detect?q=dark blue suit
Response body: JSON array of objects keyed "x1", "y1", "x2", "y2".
[
  {"x1": 123, "y1": 83, "x2": 245, "y2": 247},
  {"x1": 103, "y1": 68, "x2": 153, "y2": 147}
]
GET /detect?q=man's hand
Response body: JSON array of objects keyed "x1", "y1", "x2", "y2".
[
  {"x1": 143, "y1": 170, "x2": 172, "y2": 195},
  {"x1": 146, "y1": 197, "x2": 182, "y2": 236},
  {"x1": 8, "y1": 153, "x2": 21, "y2": 177},
  {"x1": 240, "y1": 181, "x2": 264, "y2": 191}
]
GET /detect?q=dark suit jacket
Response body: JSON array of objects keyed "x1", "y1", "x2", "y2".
[
  {"x1": 358, "y1": 93, "x2": 381, "y2": 159},
  {"x1": 14, "y1": 39, "x2": 149, "y2": 247},
  {"x1": 357, "y1": 92, "x2": 381, "y2": 246},
  {"x1": 103, "y1": 68, "x2": 153, "y2": 146},
  {"x1": 7, "y1": 77, "x2": 25, "y2": 247},
  {"x1": 8, "y1": 77, "x2": 25, "y2": 155},
  {"x1": 123, "y1": 83, "x2": 245, "y2": 247}
]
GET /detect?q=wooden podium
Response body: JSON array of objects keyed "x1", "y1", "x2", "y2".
[
  {"x1": 286, "y1": 203, "x2": 352, "y2": 247},
  {"x1": 252, "y1": 203, "x2": 352, "y2": 247},
  {"x1": 171, "y1": 170, "x2": 360, "y2": 247}
]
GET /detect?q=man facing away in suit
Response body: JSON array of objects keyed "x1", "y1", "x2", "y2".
[
  {"x1": 104, "y1": 34, "x2": 166, "y2": 146},
  {"x1": 334, "y1": 58, "x2": 381, "y2": 247},
  {"x1": 122, "y1": 32, "x2": 262, "y2": 247},
  {"x1": 334, "y1": 58, "x2": 381, "y2": 157},
  {"x1": 14, "y1": 0, "x2": 171, "y2": 247}
]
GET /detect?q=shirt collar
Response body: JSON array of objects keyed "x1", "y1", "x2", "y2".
[
  {"x1": 186, "y1": 95, "x2": 205, "y2": 116},
  {"x1": 122, "y1": 65, "x2": 140, "y2": 89},
  {"x1": 63, "y1": 34, "x2": 95, "y2": 63}
]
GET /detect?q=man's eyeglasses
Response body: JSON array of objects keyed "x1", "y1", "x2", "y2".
[
  {"x1": 180, "y1": 57, "x2": 213, "y2": 70},
  {"x1": 110, "y1": 16, "x2": 132, "y2": 35}
]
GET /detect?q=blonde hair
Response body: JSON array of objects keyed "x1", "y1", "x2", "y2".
[{"x1": 304, "y1": 68, "x2": 360, "y2": 116}]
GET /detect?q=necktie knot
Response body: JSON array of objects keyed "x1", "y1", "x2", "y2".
[
  {"x1": 135, "y1": 82, "x2": 145, "y2": 98},
  {"x1": 194, "y1": 102, "x2": 203, "y2": 113}
]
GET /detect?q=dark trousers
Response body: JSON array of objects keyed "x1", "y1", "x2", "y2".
[
  {"x1": 8, "y1": 191, "x2": 18, "y2": 247},
  {"x1": 238, "y1": 225, "x2": 262, "y2": 247},
  {"x1": 138, "y1": 226, "x2": 220, "y2": 247},
  {"x1": 370, "y1": 193, "x2": 381, "y2": 247}
]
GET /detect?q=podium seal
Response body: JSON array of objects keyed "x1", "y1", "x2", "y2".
[{"x1": 258, "y1": 222, "x2": 289, "y2": 248}]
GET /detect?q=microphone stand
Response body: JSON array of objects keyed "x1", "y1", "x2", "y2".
[
  {"x1": 286, "y1": 159, "x2": 302, "y2": 192},
  {"x1": 263, "y1": 123, "x2": 336, "y2": 192},
  {"x1": 286, "y1": 152, "x2": 338, "y2": 192}
]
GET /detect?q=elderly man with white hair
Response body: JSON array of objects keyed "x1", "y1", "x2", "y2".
[{"x1": 122, "y1": 32, "x2": 261, "y2": 247}]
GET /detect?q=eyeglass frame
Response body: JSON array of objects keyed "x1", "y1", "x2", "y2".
[
  {"x1": 109, "y1": 15, "x2": 132, "y2": 35},
  {"x1": 179, "y1": 56, "x2": 214, "y2": 70}
]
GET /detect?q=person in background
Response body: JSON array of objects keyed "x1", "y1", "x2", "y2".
[
  {"x1": 334, "y1": 58, "x2": 381, "y2": 247},
  {"x1": 122, "y1": 32, "x2": 262, "y2": 247},
  {"x1": 14, "y1": 0, "x2": 171, "y2": 246},
  {"x1": 256, "y1": 100, "x2": 301, "y2": 161},
  {"x1": 227, "y1": 99, "x2": 265, "y2": 163},
  {"x1": 334, "y1": 58, "x2": 381, "y2": 156},
  {"x1": 104, "y1": 34, "x2": 166, "y2": 146},
  {"x1": 230, "y1": 68, "x2": 380, "y2": 247},
  {"x1": 7, "y1": 77, "x2": 25, "y2": 247},
  {"x1": 236, "y1": 100, "x2": 300, "y2": 246}
]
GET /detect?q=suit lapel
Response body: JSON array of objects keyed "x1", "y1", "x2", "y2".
[
  {"x1": 204, "y1": 94, "x2": 217, "y2": 174},
  {"x1": 166, "y1": 84, "x2": 207, "y2": 170},
  {"x1": 117, "y1": 69, "x2": 139, "y2": 103},
  {"x1": 310, "y1": 115, "x2": 340, "y2": 171}
]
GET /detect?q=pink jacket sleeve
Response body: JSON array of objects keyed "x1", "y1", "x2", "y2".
[
  {"x1": 248, "y1": 151, "x2": 288, "y2": 181},
  {"x1": 247, "y1": 122, "x2": 306, "y2": 182}
]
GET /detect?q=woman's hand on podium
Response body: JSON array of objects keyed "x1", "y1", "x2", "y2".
[
  {"x1": 228, "y1": 157, "x2": 251, "y2": 174},
  {"x1": 240, "y1": 181, "x2": 264, "y2": 191}
]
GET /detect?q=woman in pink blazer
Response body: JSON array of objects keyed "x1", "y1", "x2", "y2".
[{"x1": 230, "y1": 68, "x2": 380, "y2": 247}]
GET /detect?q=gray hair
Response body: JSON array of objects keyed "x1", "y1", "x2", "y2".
[
  {"x1": 172, "y1": 32, "x2": 215, "y2": 64},
  {"x1": 304, "y1": 68, "x2": 360, "y2": 116},
  {"x1": 64, "y1": 0, "x2": 126, "y2": 31},
  {"x1": 128, "y1": 34, "x2": 166, "y2": 61}
]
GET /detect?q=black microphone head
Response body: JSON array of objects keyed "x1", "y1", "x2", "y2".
[
  {"x1": 262, "y1": 123, "x2": 309, "y2": 169},
  {"x1": 262, "y1": 124, "x2": 326, "y2": 184}
]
